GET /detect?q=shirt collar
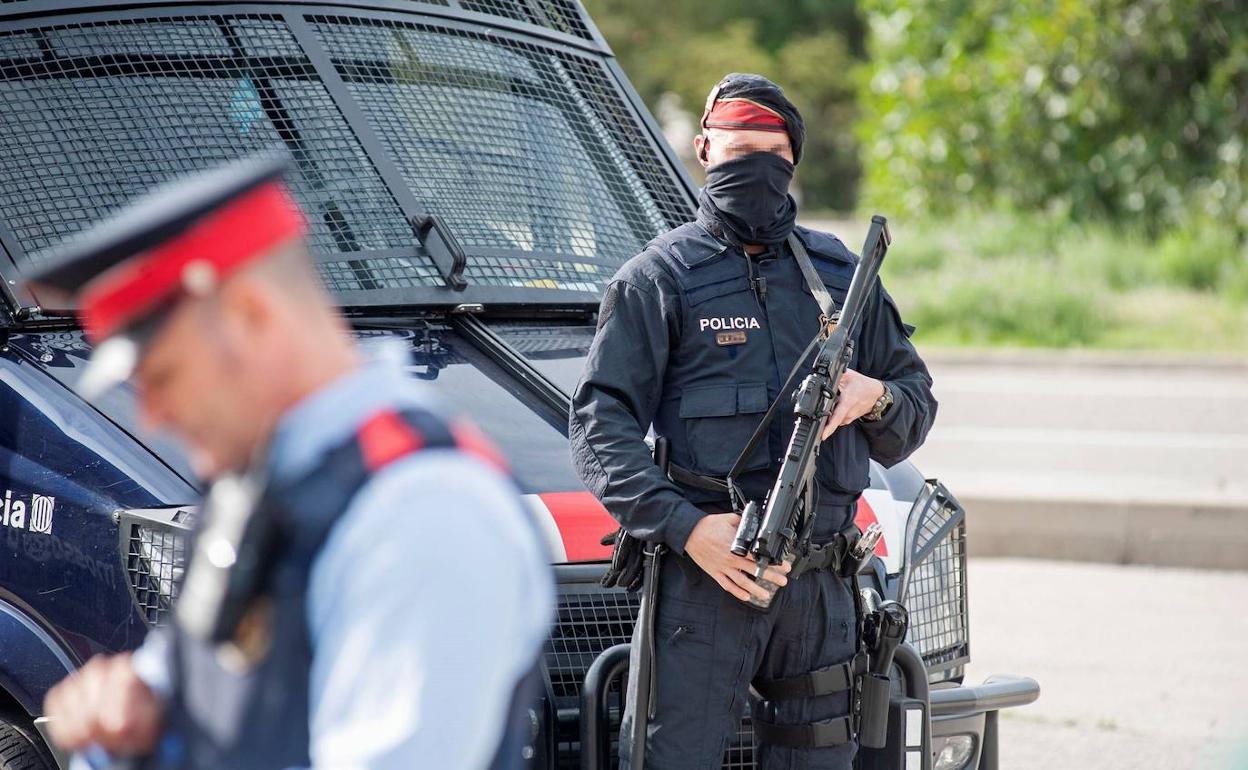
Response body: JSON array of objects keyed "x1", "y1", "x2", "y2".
[{"x1": 263, "y1": 341, "x2": 425, "y2": 483}]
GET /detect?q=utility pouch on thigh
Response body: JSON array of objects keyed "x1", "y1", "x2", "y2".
[
  {"x1": 749, "y1": 650, "x2": 868, "y2": 749},
  {"x1": 856, "y1": 673, "x2": 891, "y2": 748},
  {"x1": 859, "y1": 601, "x2": 909, "y2": 750}
]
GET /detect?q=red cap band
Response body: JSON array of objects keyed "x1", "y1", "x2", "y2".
[
  {"x1": 702, "y1": 97, "x2": 787, "y2": 133},
  {"x1": 79, "y1": 181, "x2": 306, "y2": 342}
]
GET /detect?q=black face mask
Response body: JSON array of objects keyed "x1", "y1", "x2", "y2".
[{"x1": 698, "y1": 152, "x2": 797, "y2": 246}]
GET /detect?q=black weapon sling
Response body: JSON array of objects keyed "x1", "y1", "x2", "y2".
[{"x1": 720, "y1": 233, "x2": 837, "y2": 509}]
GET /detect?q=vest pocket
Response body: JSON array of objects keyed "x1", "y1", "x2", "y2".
[{"x1": 679, "y1": 382, "x2": 772, "y2": 475}]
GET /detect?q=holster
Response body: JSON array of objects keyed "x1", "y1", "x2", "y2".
[
  {"x1": 599, "y1": 527, "x2": 645, "y2": 592},
  {"x1": 789, "y1": 522, "x2": 871, "y2": 581},
  {"x1": 600, "y1": 437, "x2": 673, "y2": 592}
]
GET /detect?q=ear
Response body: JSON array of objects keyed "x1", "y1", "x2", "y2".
[
  {"x1": 216, "y1": 276, "x2": 274, "y2": 350},
  {"x1": 694, "y1": 134, "x2": 710, "y2": 168}
]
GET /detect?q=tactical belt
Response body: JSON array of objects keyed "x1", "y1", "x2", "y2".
[
  {"x1": 666, "y1": 462, "x2": 731, "y2": 495},
  {"x1": 666, "y1": 462, "x2": 862, "y2": 581}
]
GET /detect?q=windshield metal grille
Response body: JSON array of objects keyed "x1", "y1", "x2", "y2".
[
  {"x1": 901, "y1": 481, "x2": 971, "y2": 682},
  {"x1": 310, "y1": 14, "x2": 686, "y2": 291},
  {"x1": 0, "y1": 15, "x2": 419, "y2": 280},
  {"x1": 117, "y1": 508, "x2": 194, "y2": 628},
  {"x1": 459, "y1": 0, "x2": 593, "y2": 40},
  {"x1": 0, "y1": 4, "x2": 692, "y2": 302}
]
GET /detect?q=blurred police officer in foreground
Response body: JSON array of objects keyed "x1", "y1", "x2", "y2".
[
  {"x1": 34, "y1": 155, "x2": 553, "y2": 769},
  {"x1": 569, "y1": 74, "x2": 937, "y2": 769}
]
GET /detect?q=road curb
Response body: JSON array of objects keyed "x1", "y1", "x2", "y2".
[
  {"x1": 922, "y1": 347, "x2": 1248, "y2": 370},
  {"x1": 962, "y1": 496, "x2": 1248, "y2": 570}
]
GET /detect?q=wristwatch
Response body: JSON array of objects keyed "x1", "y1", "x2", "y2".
[{"x1": 862, "y1": 382, "x2": 894, "y2": 422}]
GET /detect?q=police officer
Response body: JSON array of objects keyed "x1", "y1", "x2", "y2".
[
  {"x1": 34, "y1": 155, "x2": 553, "y2": 769},
  {"x1": 569, "y1": 73, "x2": 937, "y2": 769}
]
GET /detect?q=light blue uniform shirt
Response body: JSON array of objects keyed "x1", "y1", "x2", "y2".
[{"x1": 132, "y1": 344, "x2": 555, "y2": 770}]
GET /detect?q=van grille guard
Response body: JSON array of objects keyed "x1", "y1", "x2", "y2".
[
  {"x1": 897, "y1": 481, "x2": 971, "y2": 681},
  {"x1": 113, "y1": 485, "x2": 971, "y2": 765},
  {"x1": 546, "y1": 481, "x2": 973, "y2": 768},
  {"x1": 115, "y1": 506, "x2": 196, "y2": 628}
]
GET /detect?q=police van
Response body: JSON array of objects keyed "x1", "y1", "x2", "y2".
[{"x1": 0, "y1": 1, "x2": 1038, "y2": 768}]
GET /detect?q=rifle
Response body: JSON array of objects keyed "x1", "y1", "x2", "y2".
[{"x1": 729, "y1": 215, "x2": 891, "y2": 610}]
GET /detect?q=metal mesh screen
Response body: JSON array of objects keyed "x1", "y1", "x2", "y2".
[
  {"x1": 311, "y1": 15, "x2": 689, "y2": 291},
  {"x1": 902, "y1": 482, "x2": 971, "y2": 680},
  {"x1": 0, "y1": 8, "x2": 691, "y2": 300},
  {"x1": 546, "y1": 585, "x2": 637, "y2": 702},
  {"x1": 122, "y1": 519, "x2": 187, "y2": 627},
  {"x1": 0, "y1": 14, "x2": 422, "y2": 289},
  {"x1": 548, "y1": 577, "x2": 756, "y2": 769},
  {"x1": 459, "y1": 0, "x2": 594, "y2": 40}
]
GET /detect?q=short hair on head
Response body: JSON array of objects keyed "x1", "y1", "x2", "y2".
[{"x1": 244, "y1": 237, "x2": 327, "y2": 300}]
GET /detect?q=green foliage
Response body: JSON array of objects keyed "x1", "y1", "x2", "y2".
[
  {"x1": 1154, "y1": 225, "x2": 1245, "y2": 291},
  {"x1": 857, "y1": 0, "x2": 1248, "y2": 235},
  {"x1": 909, "y1": 257, "x2": 1106, "y2": 347},
  {"x1": 585, "y1": 0, "x2": 1248, "y2": 349},
  {"x1": 877, "y1": 208, "x2": 1248, "y2": 350},
  {"x1": 583, "y1": 0, "x2": 865, "y2": 210}
]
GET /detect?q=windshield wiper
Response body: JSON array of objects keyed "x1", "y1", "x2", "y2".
[
  {"x1": 451, "y1": 313, "x2": 569, "y2": 423},
  {"x1": 411, "y1": 211, "x2": 468, "y2": 291}
]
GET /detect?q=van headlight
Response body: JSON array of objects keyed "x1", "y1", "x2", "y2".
[{"x1": 934, "y1": 734, "x2": 976, "y2": 770}]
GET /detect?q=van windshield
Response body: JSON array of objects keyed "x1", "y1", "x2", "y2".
[{"x1": 0, "y1": 11, "x2": 692, "y2": 304}]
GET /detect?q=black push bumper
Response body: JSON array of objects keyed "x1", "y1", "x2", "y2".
[
  {"x1": 928, "y1": 674, "x2": 1040, "y2": 770},
  {"x1": 577, "y1": 643, "x2": 1039, "y2": 770}
]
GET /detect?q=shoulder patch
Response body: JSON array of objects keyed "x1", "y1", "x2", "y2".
[
  {"x1": 793, "y1": 225, "x2": 858, "y2": 284},
  {"x1": 793, "y1": 225, "x2": 858, "y2": 266},
  {"x1": 647, "y1": 222, "x2": 730, "y2": 270}
]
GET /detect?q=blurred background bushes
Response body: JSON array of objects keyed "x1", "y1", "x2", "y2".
[{"x1": 583, "y1": 0, "x2": 1248, "y2": 350}]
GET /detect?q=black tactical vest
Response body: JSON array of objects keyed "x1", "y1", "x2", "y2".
[
  {"x1": 148, "y1": 407, "x2": 534, "y2": 770},
  {"x1": 647, "y1": 216, "x2": 870, "y2": 533}
]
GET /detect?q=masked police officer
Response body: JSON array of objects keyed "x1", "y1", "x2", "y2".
[
  {"x1": 569, "y1": 73, "x2": 937, "y2": 769},
  {"x1": 34, "y1": 154, "x2": 553, "y2": 769}
]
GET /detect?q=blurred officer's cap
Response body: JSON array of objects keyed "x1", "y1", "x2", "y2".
[{"x1": 24, "y1": 152, "x2": 305, "y2": 399}]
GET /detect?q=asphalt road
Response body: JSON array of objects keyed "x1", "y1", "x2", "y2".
[
  {"x1": 964, "y1": 558, "x2": 1248, "y2": 769},
  {"x1": 805, "y1": 215, "x2": 1248, "y2": 509},
  {"x1": 910, "y1": 353, "x2": 1248, "y2": 506}
]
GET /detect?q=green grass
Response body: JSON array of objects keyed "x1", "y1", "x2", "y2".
[{"x1": 864, "y1": 209, "x2": 1248, "y2": 353}]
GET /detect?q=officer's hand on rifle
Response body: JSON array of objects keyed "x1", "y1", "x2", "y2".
[
  {"x1": 686, "y1": 512, "x2": 792, "y2": 602},
  {"x1": 820, "y1": 369, "x2": 886, "y2": 440},
  {"x1": 43, "y1": 652, "x2": 164, "y2": 755}
]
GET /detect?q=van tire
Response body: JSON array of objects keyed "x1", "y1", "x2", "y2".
[{"x1": 0, "y1": 717, "x2": 57, "y2": 770}]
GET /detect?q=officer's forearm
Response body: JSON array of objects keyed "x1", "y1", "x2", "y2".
[
  {"x1": 858, "y1": 376, "x2": 937, "y2": 467},
  {"x1": 569, "y1": 404, "x2": 704, "y2": 554}
]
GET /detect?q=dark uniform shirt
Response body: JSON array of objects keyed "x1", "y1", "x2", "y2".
[{"x1": 569, "y1": 212, "x2": 937, "y2": 554}]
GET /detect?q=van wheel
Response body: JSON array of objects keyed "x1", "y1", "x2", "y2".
[{"x1": 0, "y1": 717, "x2": 57, "y2": 770}]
